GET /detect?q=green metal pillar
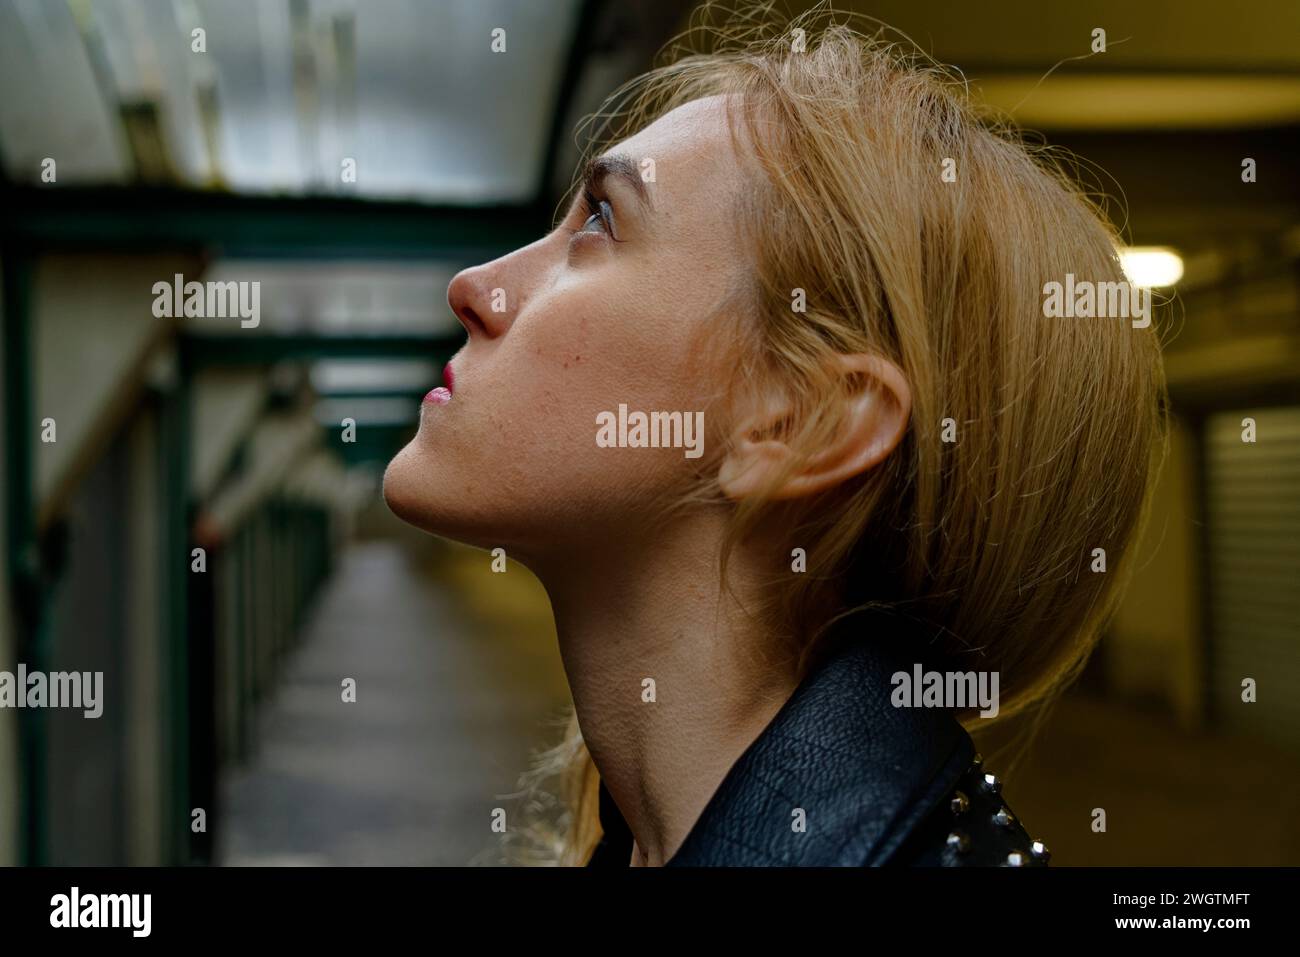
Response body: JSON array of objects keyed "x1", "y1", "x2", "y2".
[
  {"x1": 3, "y1": 251, "x2": 47, "y2": 865},
  {"x1": 158, "y1": 344, "x2": 192, "y2": 864}
]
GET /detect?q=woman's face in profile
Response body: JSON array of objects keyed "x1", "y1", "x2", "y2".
[{"x1": 384, "y1": 96, "x2": 748, "y2": 560}]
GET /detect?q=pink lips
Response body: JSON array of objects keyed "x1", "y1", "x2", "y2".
[{"x1": 423, "y1": 363, "x2": 454, "y2": 405}]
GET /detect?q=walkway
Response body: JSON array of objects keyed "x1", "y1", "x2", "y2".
[{"x1": 217, "y1": 531, "x2": 568, "y2": 865}]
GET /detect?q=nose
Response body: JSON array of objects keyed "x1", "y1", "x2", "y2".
[{"x1": 447, "y1": 260, "x2": 513, "y2": 340}]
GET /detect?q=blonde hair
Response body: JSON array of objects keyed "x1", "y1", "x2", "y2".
[{"x1": 509, "y1": 2, "x2": 1167, "y2": 865}]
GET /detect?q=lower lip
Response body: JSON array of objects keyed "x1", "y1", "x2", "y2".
[{"x1": 423, "y1": 387, "x2": 451, "y2": 405}]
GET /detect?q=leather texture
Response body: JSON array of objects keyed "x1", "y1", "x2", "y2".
[{"x1": 587, "y1": 612, "x2": 1048, "y2": 867}]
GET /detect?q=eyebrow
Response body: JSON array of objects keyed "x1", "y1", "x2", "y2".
[{"x1": 581, "y1": 152, "x2": 652, "y2": 212}]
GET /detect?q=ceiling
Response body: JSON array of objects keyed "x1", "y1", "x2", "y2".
[
  {"x1": 832, "y1": 0, "x2": 1300, "y2": 130},
  {"x1": 2, "y1": 0, "x2": 1296, "y2": 285},
  {"x1": 0, "y1": 0, "x2": 582, "y2": 200},
  {"x1": 5, "y1": 0, "x2": 1292, "y2": 198}
]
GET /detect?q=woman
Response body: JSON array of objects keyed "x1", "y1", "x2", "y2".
[{"x1": 383, "y1": 7, "x2": 1166, "y2": 866}]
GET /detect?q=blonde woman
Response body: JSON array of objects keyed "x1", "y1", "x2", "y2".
[{"x1": 383, "y1": 6, "x2": 1165, "y2": 867}]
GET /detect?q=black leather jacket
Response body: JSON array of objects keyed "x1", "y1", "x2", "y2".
[{"x1": 588, "y1": 617, "x2": 1049, "y2": 867}]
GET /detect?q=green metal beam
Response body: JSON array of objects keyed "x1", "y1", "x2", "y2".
[
  {"x1": 1, "y1": 187, "x2": 545, "y2": 260},
  {"x1": 332, "y1": 423, "x2": 417, "y2": 466},
  {"x1": 181, "y1": 333, "x2": 462, "y2": 367},
  {"x1": 312, "y1": 388, "x2": 431, "y2": 399}
]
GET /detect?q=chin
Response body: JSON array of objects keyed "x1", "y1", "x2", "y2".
[
  {"x1": 382, "y1": 445, "x2": 431, "y2": 530},
  {"x1": 382, "y1": 441, "x2": 470, "y2": 539},
  {"x1": 382, "y1": 443, "x2": 513, "y2": 553}
]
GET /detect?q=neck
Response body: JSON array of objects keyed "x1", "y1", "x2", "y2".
[{"x1": 532, "y1": 511, "x2": 801, "y2": 866}]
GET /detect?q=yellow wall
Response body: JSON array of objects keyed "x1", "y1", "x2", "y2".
[{"x1": 1107, "y1": 417, "x2": 1204, "y2": 728}]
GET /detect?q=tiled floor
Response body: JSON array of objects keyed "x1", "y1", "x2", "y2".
[{"x1": 217, "y1": 529, "x2": 569, "y2": 866}]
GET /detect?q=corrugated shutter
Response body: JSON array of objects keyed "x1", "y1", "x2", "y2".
[{"x1": 1204, "y1": 407, "x2": 1300, "y2": 744}]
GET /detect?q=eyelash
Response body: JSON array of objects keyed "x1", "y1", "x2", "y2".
[{"x1": 572, "y1": 187, "x2": 619, "y2": 242}]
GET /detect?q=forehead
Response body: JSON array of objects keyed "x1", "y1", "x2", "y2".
[{"x1": 604, "y1": 95, "x2": 746, "y2": 218}]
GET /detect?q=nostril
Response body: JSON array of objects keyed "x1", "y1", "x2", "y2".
[
  {"x1": 457, "y1": 304, "x2": 486, "y2": 336},
  {"x1": 446, "y1": 268, "x2": 489, "y2": 337}
]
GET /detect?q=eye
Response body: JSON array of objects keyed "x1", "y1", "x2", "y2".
[{"x1": 577, "y1": 188, "x2": 615, "y2": 238}]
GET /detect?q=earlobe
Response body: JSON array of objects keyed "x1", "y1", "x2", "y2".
[{"x1": 718, "y1": 353, "x2": 911, "y2": 502}]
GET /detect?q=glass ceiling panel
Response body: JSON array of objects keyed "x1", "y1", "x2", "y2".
[
  {"x1": 0, "y1": 0, "x2": 131, "y2": 183},
  {"x1": 0, "y1": 0, "x2": 580, "y2": 202}
]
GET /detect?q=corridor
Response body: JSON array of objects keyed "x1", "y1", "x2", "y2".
[{"x1": 217, "y1": 520, "x2": 569, "y2": 866}]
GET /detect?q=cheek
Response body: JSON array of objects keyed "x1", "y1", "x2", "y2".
[
  {"x1": 507, "y1": 276, "x2": 688, "y2": 417},
  {"x1": 560, "y1": 289, "x2": 713, "y2": 428},
  {"x1": 500, "y1": 280, "x2": 719, "y2": 494},
  {"x1": 388, "y1": 257, "x2": 737, "y2": 547}
]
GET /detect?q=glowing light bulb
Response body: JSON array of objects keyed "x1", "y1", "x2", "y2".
[{"x1": 1119, "y1": 247, "x2": 1183, "y2": 288}]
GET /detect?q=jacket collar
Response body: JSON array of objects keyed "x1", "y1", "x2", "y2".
[{"x1": 591, "y1": 611, "x2": 975, "y2": 866}]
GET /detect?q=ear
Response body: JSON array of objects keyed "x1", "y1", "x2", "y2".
[{"x1": 718, "y1": 353, "x2": 911, "y2": 501}]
